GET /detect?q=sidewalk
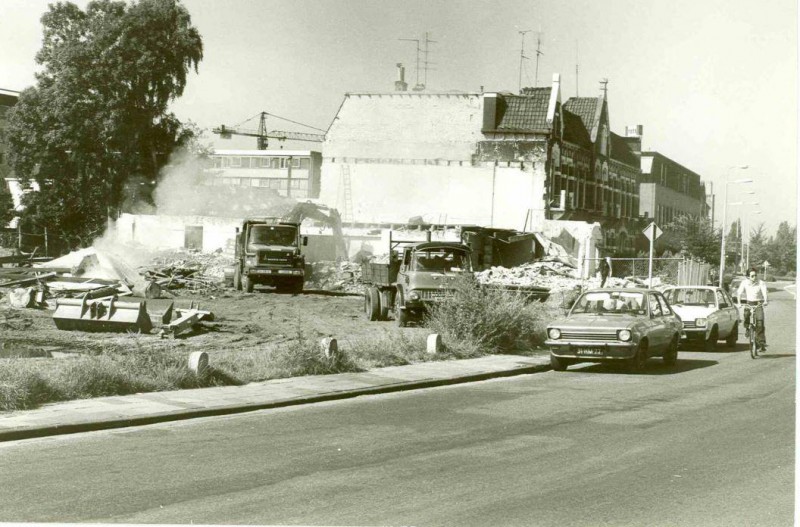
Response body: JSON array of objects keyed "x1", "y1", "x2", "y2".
[{"x1": 0, "y1": 354, "x2": 552, "y2": 442}]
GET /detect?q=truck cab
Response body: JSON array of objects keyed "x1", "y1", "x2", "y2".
[
  {"x1": 234, "y1": 219, "x2": 307, "y2": 293},
  {"x1": 362, "y1": 238, "x2": 472, "y2": 326}
]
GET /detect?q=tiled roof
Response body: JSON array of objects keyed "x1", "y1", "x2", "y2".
[
  {"x1": 561, "y1": 108, "x2": 592, "y2": 148},
  {"x1": 494, "y1": 88, "x2": 552, "y2": 132},
  {"x1": 610, "y1": 132, "x2": 639, "y2": 167},
  {"x1": 563, "y1": 97, "x2": 599, "y2": 134}
]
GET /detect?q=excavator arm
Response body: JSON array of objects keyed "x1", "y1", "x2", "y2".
[{"x1": 283, "y1": 202, "x2": 348, "y2": 261}]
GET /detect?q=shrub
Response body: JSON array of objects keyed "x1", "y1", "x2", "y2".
[{"x1": 425, "y1": 276, "x2": 554, "y2": 354}]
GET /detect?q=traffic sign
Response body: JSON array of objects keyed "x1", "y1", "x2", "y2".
[{"x1": 642, "y1": 222, "x2": 663, "y2": 242}]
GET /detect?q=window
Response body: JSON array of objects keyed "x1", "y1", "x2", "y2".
[
  {"x1": 230, "y1": 157, "x2": 242, "y2": 168},
  {"x1": 291, "y1": 158, "x2": 300, "y2": 168},
  {"x1": 251, "y1": 178, "x2": 260, "y2": 187},
  {"x1": 270, "y1": 158, "x2": 281, "y2": 169},
  {"x1": 299, "y1": 158, "x2": 310, "y2": 169},
  {"x1": 649, "y1": 294, "x2": 663, "y2": 316},
  {"x1": 260, "y1": 157, "x2": 270, "y2": 168},
  {"x1": 716, "y1": 291, "x2": 728, "y2": 308},
  {"x1": 656, "y1": 294, "x2": 672, "y2": 315}
]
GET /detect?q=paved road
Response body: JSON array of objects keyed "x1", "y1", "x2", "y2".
[{"x1": 0, "y1": 287, "x2": 794, "y2": 526}]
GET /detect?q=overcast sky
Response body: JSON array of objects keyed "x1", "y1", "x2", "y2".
[{"x1": 2, "y1": 0, "x2": 796, "y2": 235}]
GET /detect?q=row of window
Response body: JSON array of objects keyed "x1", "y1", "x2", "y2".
[
  {"x1": 211, "y1": 156, "x2": 311, "y2": 170},
  {"x1": 212, "y1": 177, "x2": 310, "y2": 190}
]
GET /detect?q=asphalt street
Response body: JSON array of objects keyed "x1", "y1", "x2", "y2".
[{"x1": 0, "y1": 285, "x2": 794, "y2": 526}]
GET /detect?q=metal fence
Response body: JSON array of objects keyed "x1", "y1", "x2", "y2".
[{"x1": 586, "y1": 257, "x2": 711, "y2": 287}]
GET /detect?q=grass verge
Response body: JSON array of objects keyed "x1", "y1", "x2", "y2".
[{"x1": 1, "y1": 279, "x2": 560, "y2": 412}]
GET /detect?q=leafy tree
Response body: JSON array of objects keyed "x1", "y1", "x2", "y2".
[
  {"x1": 765, "y1": 222, "x2": 797, "y2": 276},
  {"x1": 6, "y1": 0, "x2": 202, "y2": 250},
  {"x1": 658, "y1": 214, "x2": 721, "y2": 265},
  {"x1": 0, "y1": 184, "x2": 14, "y2": 227}
]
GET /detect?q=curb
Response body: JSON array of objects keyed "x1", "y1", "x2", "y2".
[{"x1": 0, "y1": 363, "x2": 551, "y2": 442}]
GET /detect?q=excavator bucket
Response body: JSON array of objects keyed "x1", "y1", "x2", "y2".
[{"x1": 53, "y1": 296, "x2": 153, "y2": 333}]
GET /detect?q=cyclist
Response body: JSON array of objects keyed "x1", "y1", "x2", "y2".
[{"x1": 736, "y1": 267, "x2": 769, "y2": 352}]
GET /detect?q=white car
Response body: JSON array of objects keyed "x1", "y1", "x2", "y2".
[{"x1": 662, "y1": 286, "x2": 739, "y2": 350}]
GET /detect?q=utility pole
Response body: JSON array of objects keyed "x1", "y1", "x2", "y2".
[{"x1": 518, "y1": 30, "x2": 531, "y2": 94}]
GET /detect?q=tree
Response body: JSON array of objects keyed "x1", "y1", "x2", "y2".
[
  {"x1": 0, "y1": 185, "x2": 14, "y2": 227},
  {"x1": 6, "y1": 0, "x2": 202, "y2": 250},
  {"x1": 659, "y1": 214, "x2": 721, "y2": 265},
  {"x1": 765, "y1": 222, "x2": 797, "y2": 276}
]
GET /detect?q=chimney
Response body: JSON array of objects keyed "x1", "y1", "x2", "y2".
[
  {"x1": 482, "y1": 93, "x2": 505, "y2": 132},
  {"x1": 623, "y1": 125, "x2": 643, "y2": 157},
  {"x1": 395, "y1": 63, "x2": 408, "y2": 92}
]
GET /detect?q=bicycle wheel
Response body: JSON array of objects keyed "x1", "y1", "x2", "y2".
[{"x1": 749, "y1": 325, "x2": 758, "y2": 359}]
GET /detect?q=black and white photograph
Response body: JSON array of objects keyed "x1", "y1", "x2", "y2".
[{"x1": 0, "y1": 0, "x2": 796, "y2": 525}]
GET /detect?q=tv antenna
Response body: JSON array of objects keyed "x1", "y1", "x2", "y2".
[
  {"x1": 400, "y1": 32, "x2": 436, "y2": 90},
  {"x1": 533, "y1": 31, "x2": 544, "y2": 87},
  {"x1": 518, "y1": 30, "x2": 531, "y2": 94},
  {"x1": 575, "y1": 40, "x2": 580, "y2": 97}
]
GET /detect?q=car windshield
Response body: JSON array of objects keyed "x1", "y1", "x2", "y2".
[
  {"x1": 248, "y1": 225, "x2": 297, "y2": 246},
  {"x1": 663, "y1": 288, "x2": 715, "y2": 307},
  {"x1": 572, "y1": 291, "x2": 646, "y2": 316},
  {"x1": 412, "y1": 248, "x2": 471, "y2": 272}
]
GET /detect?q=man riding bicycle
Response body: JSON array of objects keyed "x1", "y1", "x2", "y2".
[{"x1": 736, "y1": 267, "x2": 769, "y2": 352}]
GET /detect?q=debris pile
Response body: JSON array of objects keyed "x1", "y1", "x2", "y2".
[
  {"x1": 475, "y1": 258, "x2": 581, "y2": 290},
  {"x1": 304, "y1": 261, "x2": 363, "y2": 294},
  {"x1": 139, "y1": 248, "x2": 236, "y2": 293}
]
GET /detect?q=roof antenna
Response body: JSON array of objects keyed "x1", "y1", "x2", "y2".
[
  {"x1": 518, "y1": 30, "x2": 531, "y2": 94},
  {"x1": 600, "y1": 78, "x2": 609, "y2": 98},
  {"x1": 400, "y1": 33, "x2": 435, "y2": 91},
  {"x1": 575, "y1": 40, "x2": 580, "y2": 97},
  {"x1": 534, "y1": 31, "x2": 544, "y2": 88}
]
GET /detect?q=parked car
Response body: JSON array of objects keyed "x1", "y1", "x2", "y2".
[
  {"x1": 662, "y1": 285, "x2": 739, "y2": 350},
  {"x1": 545, "y1": 288, "x2": 683, "y2": 372}
]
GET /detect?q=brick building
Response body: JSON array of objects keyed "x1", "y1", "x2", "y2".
[{"x1": 320, "y1": 73, "x2": 643, "y2": 256}]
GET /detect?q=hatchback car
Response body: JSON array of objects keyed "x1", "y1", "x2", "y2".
[
  {"x1": 545, "y1": 288, "x2": 683, "y2": 372},
  {"x1": 661, "y1": 286, "x2": 739, "y2": 350}
]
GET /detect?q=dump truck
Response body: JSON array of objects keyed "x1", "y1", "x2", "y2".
[
  {"x1": 361, "y1": 233, "x2": 473, "y2": 327},
  {"x1": 233, "y1": 218, "x2": 308, "y2": 293}
]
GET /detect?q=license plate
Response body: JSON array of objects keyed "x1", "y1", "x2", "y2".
[
  {"x1": 575, "y1": 347, "x2": 604, "y2": 356},
  {"x1": 251, "y1": 269, "x2": 272, "y2": 274}
]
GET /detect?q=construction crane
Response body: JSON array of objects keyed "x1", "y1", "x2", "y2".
[{"x1": 212, "y1": 111, "x2": 326, "y2": 150}]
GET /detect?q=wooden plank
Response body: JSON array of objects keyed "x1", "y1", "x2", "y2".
[{"x1": 0, "y1": 272, "x2": 58, "y2": 288}]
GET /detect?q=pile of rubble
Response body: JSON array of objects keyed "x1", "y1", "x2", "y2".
[
  {"x1": 0, "y1": 246, "x2": 217, "y2": 337},
  {"x1": 139, "y1": 248, "x2": 236, "y2": 293},
  {"x1": 304, "y1": 261, "x2": 363, "y2": 294},
  {"x1": 476, "y1": 258, "x2": 581, "y2": 290}
]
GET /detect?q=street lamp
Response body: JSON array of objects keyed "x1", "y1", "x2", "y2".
[{"x1": 718, "y1": 166, "x2": 751, "y2": 288}]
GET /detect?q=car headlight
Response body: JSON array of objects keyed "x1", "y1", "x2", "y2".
[
  {"x1": 548, "y1": 328, "x2": 561, "y2": 340},
  {"x1": 695, "y1": 318, "x2": 707, "y2": 328},
  {"x1": 618, "y1": 329, "x2": 632, "y2": 342},
  {"x1": 409, "y1": 291, "x2": 420, "y2": 301}
]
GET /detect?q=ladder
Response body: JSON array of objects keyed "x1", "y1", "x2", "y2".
[{"x1": 338, "y1": 164, "x2": 354, "y2": 223}]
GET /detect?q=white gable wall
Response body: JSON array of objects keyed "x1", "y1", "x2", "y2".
[{"x1": 321, "y1": 93, "x2": 547, "y2": 229}]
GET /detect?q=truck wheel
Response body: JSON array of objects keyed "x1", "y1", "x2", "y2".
[
  {"x1": 290, "y1": 279, "x2": 304, "y2": 295},
  {"x1": 243, "y1": 274, "x2": 254, "y2": 293},
  {"x1": 233, "y1": 265, "x2": 242, "y2": 291},
  {"x1": 379, "y1": 290, "x2": 392, "y2": 320},
  {"x1": 395, "y1": 291, "x2": 408, "y2": 327},
  {"x1": 365, "y1": 287, "x2": 380, "y2": 321}
]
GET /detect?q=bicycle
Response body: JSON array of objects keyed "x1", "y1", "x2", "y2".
[{"x1": 739, "y1": 301, "x2": 765, "y2": 359}]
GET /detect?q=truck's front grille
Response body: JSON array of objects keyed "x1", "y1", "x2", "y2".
[
  {"x1": 418, "y1": 289, "x2": 453, "y2": 301},
  {"x1": 259, "y1": 251, "x2": 293, "y2": 266}
]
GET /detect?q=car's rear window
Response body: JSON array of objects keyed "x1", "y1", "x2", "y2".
[
  {"x1": 573, "y1": 291, "x2": 646, "y2": 315},
  {"x1": 663, "y1": 288, "x2": 715, "y2": 306}
]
